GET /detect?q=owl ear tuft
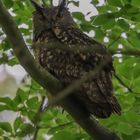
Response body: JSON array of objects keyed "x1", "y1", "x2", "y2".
[
  {"x1": 57, "y1": 0, "x2": 68, "y2": 16},
  {"x1": 30, "y1": 0, "x2": 43, "y2": 12},
  {"x1": 58, "y1": 0, "x2": 68, "y2": 9}
]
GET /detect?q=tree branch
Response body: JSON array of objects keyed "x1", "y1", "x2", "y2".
[
  {"x1": 34, "y1": 42, "x2": 140, "y2": 57},
  {"x1": 32, "y1": 96, "x2": 47, "y2": 140},
  {"x1": 114, "y1": 73, "x2": 133, "y2": 93},
  {"x1": 0, "y1": 1, "x2": 121, "y2": 140},
  {"x1": 0, "y1": 1, "x2": 62, "y2": 94}
]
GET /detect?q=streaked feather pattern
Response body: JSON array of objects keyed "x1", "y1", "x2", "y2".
[{"x1": 32, "y1": 1, "x2": 121, "y2": 118}]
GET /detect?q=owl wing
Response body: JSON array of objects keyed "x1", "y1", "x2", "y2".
[
  {"x1": 77, "y1": 67, "x2": 121, "y2": 118},
  {"x1": 69, "y1": 51, "x2": 121, "y2": 118}
]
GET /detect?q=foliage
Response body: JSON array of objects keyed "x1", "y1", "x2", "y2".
[{"x1": 0, "y1": 0, "x2": 140, "y2": 139}]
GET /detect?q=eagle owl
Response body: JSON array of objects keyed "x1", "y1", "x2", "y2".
[{"x1": 31, "y1": 0, "x2": 121, "y2": 118}]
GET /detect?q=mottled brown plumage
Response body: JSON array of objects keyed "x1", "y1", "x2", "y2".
[{"x1": 31, "y1": 0, "x2": 121, "y2": 118}]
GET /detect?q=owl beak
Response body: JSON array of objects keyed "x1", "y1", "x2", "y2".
[{"x1": 30, "y1": 0, "x2": 42, "y2": 12}]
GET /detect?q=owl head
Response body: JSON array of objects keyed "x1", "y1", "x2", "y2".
[{"x1": 30, "y1": 0, "x2": 75, "y2": 33}]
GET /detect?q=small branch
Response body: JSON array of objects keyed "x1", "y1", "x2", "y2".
[
  {"x1": 32, "y1": 96, "x2": 47, "y2": 140},
  {"x1": 111, "y1": 49, "x2": 140, "y2": 57},
  {"x1": 114, "y1": 73, "x2": 133, "y2": 93},
  {"x1": 107, "y1": 36, "x2": 121, "y2": 48},
  {"x1": 47, "y1": 121, "x2": 73, "y2": 132}
]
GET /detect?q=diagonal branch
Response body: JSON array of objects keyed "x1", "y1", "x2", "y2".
[
  {"x1": 114, "y1": 73, "x2": 133, "y2": 93},
  {"x1": 0, "y1": 1, "x2": 62, "y2": 94},
  {"x1": 0, "y1": 1, "x2": 121, "y2": 140}
]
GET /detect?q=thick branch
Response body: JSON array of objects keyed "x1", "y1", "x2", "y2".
[
  {"x1": 34, "y1": 42, "x2": 140, "y2": 57},
  {"x1": 0, "y1": 1, "x2": 62, "y2": 94},
  {"x1": 0, "y1": 1, "x2": 121, "y2": 140}
]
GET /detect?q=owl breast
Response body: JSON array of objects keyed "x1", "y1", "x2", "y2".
[{"x1": 39, "y1": 47, "x2": 97, "y2": 84}]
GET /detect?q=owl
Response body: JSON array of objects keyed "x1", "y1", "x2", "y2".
[{"x1": 31, "y1": 0, "x2": 121, "y2": 118}]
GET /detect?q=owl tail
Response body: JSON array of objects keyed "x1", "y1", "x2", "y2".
[
  {"x1": 88, "y1": 72, "x2": 121, "y2": 118},
  {"x1": 89, "y1": 96, "x2": 121, "y2": 118}
]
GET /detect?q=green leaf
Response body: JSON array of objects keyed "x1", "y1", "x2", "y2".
[
  {"x1": 52, "y1": 131, "x2": 75, "y2": 140},
  {"x1": 2, "y1": 0, "x2": 13, "y2": 8},
  {"x1": 133, "y1": 64, "x2": 140, "y2": 79},
  {"x1": 1, "y1": 38, "x2": 11, "y2": 51},
  {"x1": 91, "y1": 0, "x2": 99, "y2": 5},
  {"x1": 0, "y1": 97, "x2": 12, "y2": 105},
  {"x1": 16, "y1": 123, "x2": 35, "y2": 137},
  {"x1": 117, "y1": 19, "x2": 130, "y2": 31},
  {"x1": 131, "y1": 0, "x2": 140, "y2": 7},
  {"x1": 48, "y1": 122, "x2": 73, "y2": 134},
  {"x1": 14, "y1": 117, "x2": 22, "y2": 132},
  {"x1": 94, "y1": 28, "x2": 105, "y2": 41},
  {"x1": 72, "y1": 12, "x2": 85, "y2": 21},
  {"x1": 13, "y1": 88, "x2": 28, "y2": 107},
  {"x1": 0, "y1": 128, "x2": 4, "y2": 135},
  {"x1": 80, "y1": 23, "x2": 94, "y2": 32},
  {"x1": 0, "y1": 105, "x2": 9, "y2": 111},
  {"x1": 31, "y1": 79, "x2": 42, "y2": 91},
  {"x1": 7, "y1": 57, "x2": 18, "y2": 66},
  {"x1": 124, "y1": 111, "x2": 140, "y2": 123},
  {"x1": 2, "y1": 136, "x2": 11, "y2": 140},
  {"x1": 97, "y1": 5, "x2": 119, "y2": 14},
  {"x1": 107, "y1": 0, "x2": 122, "y2": 7},
  {"x1": 92, "y1": 13, "x2": 115, "y2": 25},
  {"x1": 0, "y1": 122, "x2": 12, "y2": 133},
  {"x1": 133, "y1": 77, "x2": 140, "y2": 92},
  {"x1": 117, "y1": 122, "x2": 135, "y2": 135},
  {"x1": 26, "y1": 97, "x2": 39, "y2": 110},
  {"x1": 121, "y1": 0, "x2": 131, "y2": 5}
]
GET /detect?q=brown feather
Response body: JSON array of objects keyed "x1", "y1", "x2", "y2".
[{"x1": 32, "y1": 3, "x2": 121, "y2": 118}]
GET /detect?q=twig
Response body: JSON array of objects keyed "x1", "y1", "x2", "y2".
[
  {"x1": 107, "y1": 36, "x2": 121, "y2": 48},
  {"x1": 114, "y1": 73, "x2": 140, "y2": 95},
  {"x1": 47, "y1": 121, "x2": 73, "y2": 132},
  {"x1": 114, "y1": 73, "x2": 133, "y2": 93},
  {"x1": 32, "y1": 96, "x2": 47, "y2": 140},
  {"x1": 112, "y1": 49, "x2": 140, "y2": 57}
]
